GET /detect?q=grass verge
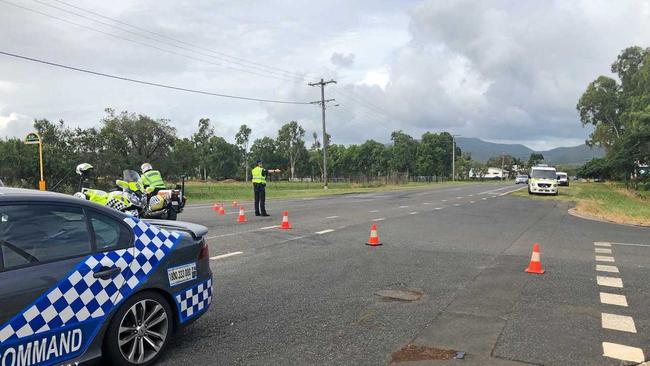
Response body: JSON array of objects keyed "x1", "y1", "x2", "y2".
[
  {"x1": 512, "y1": 182, "x2": 650, "y2": 226},
  {"x1": 183, "y1": 180, "x2": 500, "y2": 203}
]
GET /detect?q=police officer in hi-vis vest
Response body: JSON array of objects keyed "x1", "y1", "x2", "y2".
[{"x1": 251, "y1": 160, "x2": 281, "y2": 216}]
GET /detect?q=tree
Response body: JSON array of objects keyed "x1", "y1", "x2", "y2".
[
  {"x1": 276, "y1": 121, "x2": 306, "y2": 180},
  {"x1": 235, "y1": 124, "x2": 252, "y2": 181},
  {"x1": 577, "y1": 76, "x2": 622, "y2": 148},
  {"x1": 192, "y1": 118, "x2": 214, "y2": 180},
  {"x1": 528, "y1": 153, "x2": 544, "y2": 167},
  {"x1": 250, "y1": 137, "x2": 281, "y2": 171},
  {"x1": 389, "y1": 130, "x2": 418, "y2": 176}
]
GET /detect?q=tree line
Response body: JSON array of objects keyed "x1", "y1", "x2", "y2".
[
  {"x1": 576, "y1": 45, "x2": 650, "y2": 189},
  {"x1": 1, "y1": 108, "x2": 487, "y2": 192}
]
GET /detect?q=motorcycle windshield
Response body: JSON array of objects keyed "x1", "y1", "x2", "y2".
[{"x1": 123, "y1": 170, "x2": 141, "y2": 182}]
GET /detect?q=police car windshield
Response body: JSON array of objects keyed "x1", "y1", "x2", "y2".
[
  {"x1": 123, "y1": 170, "x2": 140, "y2": 182},
  {"x1": 531, "y1": 170, "x2": 557, "y2": 179}
]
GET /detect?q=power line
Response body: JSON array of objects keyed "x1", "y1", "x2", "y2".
[
  {"x1": 43, "y1": 0, "x2": 309, "y2": 80},
  {"x1": 0, "y1": 0, "x2": 300, "y2": 83},
  {"x1": 0, "y1": 50, "x2": 312, "y2": 105}
]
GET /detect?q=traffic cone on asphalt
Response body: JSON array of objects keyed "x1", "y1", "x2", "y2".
[
  {"x1": 366, "y1": 224, "x2": 381, "y2": 246},
  {"x1": 212, "y1": 203, "x2": 220, "y2": 212},
  {"x1": 218, "y1": 206, "x2": 226, "y2": 215},
  {"x1": 525, "y1": 243, "x2": 545, "y2": 274},
  {"x1": 237, "y1": 206, "x2": 247, "y2": 223},
  {"x1": 279, "y1": 211, "x2": 291, "y2": 230},
  {"x1": 232, "y1": 200, "x2": 238, "y2": 208}
]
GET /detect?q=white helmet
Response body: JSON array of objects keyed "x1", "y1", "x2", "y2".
[
  {"x1": 141, "y1": 163, "x2": 153, "y2": 173},
  {"x1": 76, "y1": 163, "x2": 93, "y2": 176}
]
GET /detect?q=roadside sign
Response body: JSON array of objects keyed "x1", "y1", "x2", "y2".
[{"x1": 24, "y1": 132, "x2": 41, "y2": 144}]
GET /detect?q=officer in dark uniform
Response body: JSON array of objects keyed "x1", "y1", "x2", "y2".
[{"x1": 251, "y1": 160, "x2": 281, "y2": 216}]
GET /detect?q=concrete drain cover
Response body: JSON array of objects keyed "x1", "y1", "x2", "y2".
[
  {"x1": 375, "y1": 289, "x2": 423, "y2": 302},
  {"x1": 391, "y1": 344, "x2": 457, "y2": 363}
]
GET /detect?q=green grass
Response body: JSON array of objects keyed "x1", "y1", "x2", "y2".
[
  {"x1": 183, "y1": 180, "x2": 501, "y2": 203},
  {"x1": 512, "y1": 182, "x2": 650, "y2": 226}
]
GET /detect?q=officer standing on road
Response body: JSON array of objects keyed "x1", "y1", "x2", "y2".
[
  {"x1": 252, "y1": 160, "x2": 280, "y2": 216},
  {"x1": 139, "y1": 163, "x2": 167, "y2": 195}
]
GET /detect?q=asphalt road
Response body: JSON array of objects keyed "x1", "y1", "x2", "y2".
[{"x1": 157, "y1": 182, "x2": 650, "y2": 366}]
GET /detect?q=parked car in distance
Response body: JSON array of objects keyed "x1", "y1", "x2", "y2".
[
  {"x1": 556, "y1": 172, "x2": 569, "y2": 186},
  {"x1": 515, "y1": 175, "x2": 529, "y2": 184}
]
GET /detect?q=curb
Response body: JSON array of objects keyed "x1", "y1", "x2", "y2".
[{"x1": 567, "y1": 208, "x2": 650, "y2": 228}]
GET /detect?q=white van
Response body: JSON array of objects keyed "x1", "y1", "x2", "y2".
[
  {"x1": 556, "y1": 172, "x2": 569, "y2": 186},
  {"x1": 528, "y1": 166, "x2": 558, "y2": 195}
]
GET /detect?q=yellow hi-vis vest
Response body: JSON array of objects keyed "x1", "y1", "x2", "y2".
[{"x1": 251, "y1": 166, "x2": 266, "y2": 184}]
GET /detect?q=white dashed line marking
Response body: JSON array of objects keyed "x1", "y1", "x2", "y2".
[
  {"x1": 453, "y1": 204, "x2": 461, "y2": 207},
  {"x1": 423, "y1": 202, "x2": 432, "y2": 205},
  {"x1": 434, "y1": 207, "x2": 443, "y2": 210},
  {"x1": 372, "y1": 218, "x2": 385, "y2": 222},
  {"x1": 316, "y1": 229, "x2": 335, "y2": 235},
  {"x1": 595, "y1": 248, "x2": 613, "y2": 254},
  {"x1": 602, "y1": 342, "x2": 645, "y2": 363},
  {"x1": 409, "y1": 211, "x2": 418, "y2": 215},
  {"x1": 260, "y1": 225, "x2": 279, "y2": 230},
  {"x1": 369, "y1": 210, "x2": 379, "y2": 213},
  {"x1": 492, "y1": 195, "x2": 498, "y2": 198},
  {"x1": 481, "y1": 197, "x2": 487, "y2": 200},
  {"x1": 325, "y1": 216, "x2": 339, "y2": 219},
  {"x1": 469, "y1": 201, "x2": 475, "y2": 204},
  {"x1": 595, "y1": 256, "x2": 615, "y2": 262},
  {"x1": 595, "y1": 242, "x2": 612, "y2": 247},
  {"x1": 456, "y1": 196, "x2": 463, "y2": 199},
  {"x1": 600, "y1": 292, "x2": 628, "y2": 307},
  {"x1": 596, "y1": 265, "x2": 619, "y2": 273},
  {"x1": 597, "y1": 276, "x2": 623, "y2": 288},
  {"x1": 601, "y1": 313, "x2": 637, "y2": 333},
  {"x1": 399, "y1": 205, "x2": 408, "y2": 208},
  {"x1": 468, "y1": 194, "x2": 474, "y2": 197},
  {"x1": 441, "y1": 199, "x2": 447, "y2": 202},
  {"x1": 210, "y1": 251, "x2": 243, "y2": 260}
]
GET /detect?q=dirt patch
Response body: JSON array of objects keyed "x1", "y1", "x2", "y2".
[
  {"x1": 391, "y1": 344, "x2": 457, "y2": 363},
  {"x1": 375, "y1": 289, "x2": 423, "y2": 302}
]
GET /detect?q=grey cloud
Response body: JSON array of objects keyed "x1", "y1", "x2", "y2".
[{"x1": 330, "y1": 52, "x2": 355, "y2": 68}]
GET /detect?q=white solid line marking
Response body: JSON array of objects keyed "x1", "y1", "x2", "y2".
[
  {"x1": 596, "y1": 264, "x2": 619, "y2": 273},
  {"x1": 611, "y1": 242, "x2": 650, "y2": 247},
  {"x1": 260, "y1": 225, "x2": 279, "y2": 230},
  {"x1": 210, "y1": 251, "x2": 243, "y2": 260},
  {"x1": 602, "y1": 342, "x2": 645, "y2": 363},
  {"x1": 492, "y1": 195, "x2": 498, "y2": 198},
  {"x1": 595, "y1": 241, "x2": 612, "y2": 247},
  {"x1": 600, "y1": 292, "x2": 628, "y2": 307},
  {"x1": 399, "y1": 205, "x2": 408, "y2": 208},
  {"x1": 601, "y1": 313, "x2": 637, "y2": 333},
  {"x1": 372, "y1": 218, "x2": 385, "y2": 221},
  {"x1": 325, "y1": 215, "x2": 339, "y2": 219},
  {"x1": 369, "y1": 210, "x2": 379, "y2": 213},
  {"x1": 316, "y1": 229, "x2": 335, "y2": 235},
  {"x1": 597, "y1": 276, "x2": 623, "y2": 288},
  {"x1": 595, "y1": 255, "x2": 615, "y2": 262},
  {"x1": 499, "y1": 186, "x2": 526, "y2": 196},
  {"x1": 595, "y1": 248, "x2": 612, "y2": 254}
]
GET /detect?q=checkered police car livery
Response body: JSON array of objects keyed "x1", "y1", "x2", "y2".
[{"x1": 0, "y1": 188, "x2": 212, "y2": 366}]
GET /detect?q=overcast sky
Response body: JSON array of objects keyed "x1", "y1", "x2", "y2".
[{"x1": 1, "y1": 0, "x2": 649, "y2": 150}]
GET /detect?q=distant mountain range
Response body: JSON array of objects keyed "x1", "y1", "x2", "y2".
[{"x1": 456, "y1": 137, "x2": 605, "y2": 165}]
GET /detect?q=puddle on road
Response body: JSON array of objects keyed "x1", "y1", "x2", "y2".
[
  {"x1": 391, "y1": 344, "x2": 457, "y2": 363},
  {"x1": 375, "y1": 289, "x2": 423, "y2": 302}
]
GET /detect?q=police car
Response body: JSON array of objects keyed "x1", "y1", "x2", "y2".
[{"x1": 0, "y1": 187, "x2": 212, "y2": 366}]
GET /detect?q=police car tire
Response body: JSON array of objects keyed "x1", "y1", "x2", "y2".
[{"x1": 104, "y1": 291, "x2": 173, "y2": 366}]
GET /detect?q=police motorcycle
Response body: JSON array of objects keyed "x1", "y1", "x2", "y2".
[
  {"x1": 73, "y1": 163, "x2": 146, "y2": 217},
  {"x1": 124, "y1": 169, "x2": 186, "y2": 220}
]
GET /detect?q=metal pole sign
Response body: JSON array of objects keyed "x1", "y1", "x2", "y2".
[{"x1": 24, "y1": 132, "x2": 46, "y2": 190}]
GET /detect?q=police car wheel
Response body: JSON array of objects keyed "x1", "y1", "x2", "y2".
[{"x1": 105, "y1": 291, "x2": 172, "y2": 365}]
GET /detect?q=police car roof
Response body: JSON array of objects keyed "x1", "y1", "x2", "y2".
[{"x1": 0, "y1": 187, "x2": 127, "y2": 216}]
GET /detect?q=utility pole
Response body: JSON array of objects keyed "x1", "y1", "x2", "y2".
[
  {"x1": 452, "y1": 134, "x2": 461, "y2": 181},
  {"x1": 309, "y1": 78, "x2": 336, "y2": 189}
]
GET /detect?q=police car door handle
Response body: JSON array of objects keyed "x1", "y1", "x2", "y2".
[{"x1": 93, "y1": 266, "x2": 121, "y2": 279}]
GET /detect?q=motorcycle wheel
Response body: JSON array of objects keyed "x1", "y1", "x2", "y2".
[{"x1": 167, "y1": 209, "x2": 177, "y2": 221}]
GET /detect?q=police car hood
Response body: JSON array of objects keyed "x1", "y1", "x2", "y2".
[{"x1": 143, "y1": 219, "x2": 208, "y2": 239}]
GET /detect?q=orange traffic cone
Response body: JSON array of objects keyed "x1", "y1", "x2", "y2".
[
  {"x1": 280, "y1": 211, "x2": 291, "y2": 230},
  {"x1": 237, "y1": 206, "x2": 247, "y2": 223},
  {"x1": 525, "y1": 243, "x2": 545, "y2": 274},
  {"x1": 212, "y1": 203, "x2": 220, "y2": 212},
  {"x1": 366, "y1": 224, "x2": 381, "y2": 246},
  {"x1": 218, "y1": 206, "x2": 226, "y2": 215},
  {"x1": 232, "y1": 200, "x2": 238, "y2": 208}
]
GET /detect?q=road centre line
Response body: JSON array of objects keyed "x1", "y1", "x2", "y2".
[
  {"x1": 456, "y1": 196, "x2": 463, "y2": 199},
  {"x1": 453, "y1": 204, "x2": 461, "y2": 207},
  {"x1": 434, "y1": 207, "x2": 443, "y2": 210},
  {"x1": 611, "y1": 242, "x2": 650, "y2": 248},
  {"x1": 601, "y1": 313, "x2": 637, "y2": 333},
  {"x1": 372, "y1": 218, "x2": 385, "y2": 221},
  {"x1": 596, "y1": 255, "x2": 615, "y2": 262},
  {"x1": 441, "y1": 199, "x2": 447, "y2": 202},
  {"x1": 210, "y1": 251, "x2": 243, "y2": 260},
  {"x1": 596, "y1": 264, "x2": 619, "y2": 273},
  {"x1": 316, "y1": 229, "x2": 335, "y2": 235},
  {"x1": 423, "y1": 202, "x2": 432, "y2": 205},
  {"x1": 369, "y1": 210, "x2": 379, "y2": 212},
  {"x1": 399, "y1": 205, "x2": 408, "y2": 208},
  {"x1": 600, "y1": 292, "x2": 628, "y2": 307},
  {"x1": 481, "y1": 197, "x2": 487, "y2": 200},
  {"x1": 597, "y1": 276, "x2": 623, "y2": 288},
  {"x1": 595, "y1": 248, "x2": 613, "y2": 254},
  {"x1": 325, "y1": 215, "x2": 339, "y2": 219},
  {"x1": 470, "y1": 201, "x2": 475, "y2": 204},
  {"x1": 478, "y1": 186, "x2": 515, "y2": 195},
  {"x1": 602, "y1": 343, "x2": 645, "y2": 363}
]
